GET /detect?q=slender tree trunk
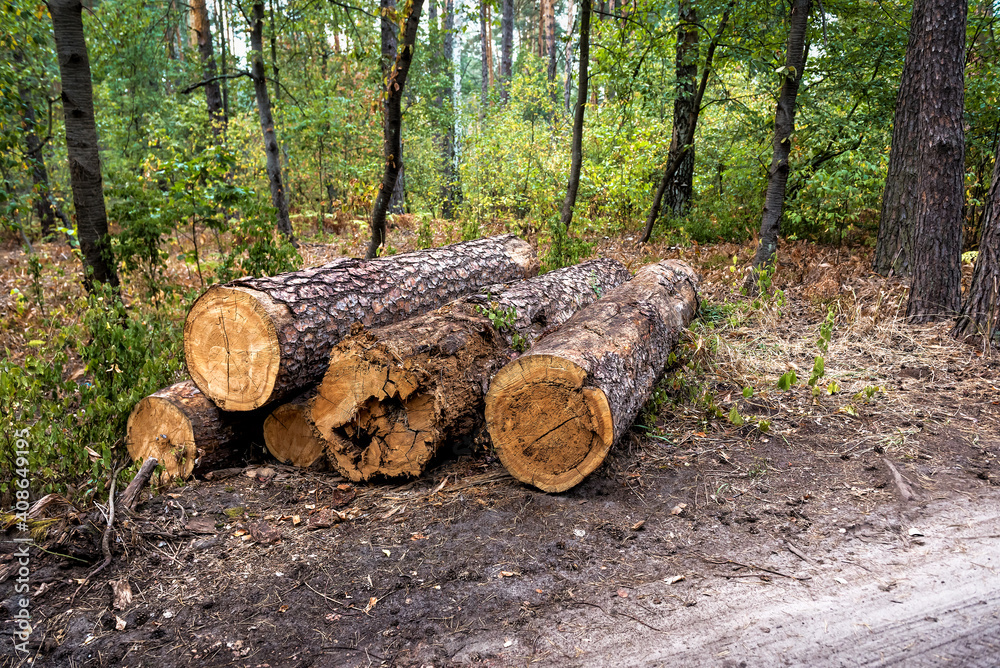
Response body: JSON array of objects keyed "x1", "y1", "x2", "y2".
[
  {"x1": 47, "y1": 0, "x2": 119, "y2": 290},
  {"x1": 559, "y1": 0, "x2": 591, "y2": 230},
  {"x1": 663, "y1": 0, "x2": 698, "y2": 217},
  {"x1": 441, "y1": 0, "x2": 457, "y2": 218},
  {"x1": 190, "y1": 0, "x2": 225, "y2": 134},
  {"x1": 380, "y1": 0, "x2": 406, "y2": 215},
  {"x1": 545, "y1": 0, "x2": 557, "y2": 82},
  {"x1": 751, "y1": 0, "x2": 811, "y2": 269},
  {"x1": 269, "y1": 0, "x2": 280, "y2": 103},
  {"x1": 874, "y1": 0, "x2": 925, "y2": 277},
  {"x1": 480, "y1": 0, "x2": 490, "y2": 111},
  {"x1": 367, "y1": 0, "x2": 424, "y2": 258},
  {"x1": 500, "y1": 0, "x2": 514, "y2": 103},
  {"x1": 249, "y1": 0, "x2": 295, "y2": 243},
  {"x1": 14, "y1": 52, "x2": 57, "y2": 239},
  {"x1": 216, "y1": 0, "x2": 230, "y2": 117},
  {"x1": 564, "y1": 0, "x2": 576, "y2": 114},
  {"x1": 905, "y1": 0, "x2": 966, "y2": 322}
]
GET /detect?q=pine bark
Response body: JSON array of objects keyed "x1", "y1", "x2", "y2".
[
  {"x1": 663, "y1": 0, "x2": 698, "y2": 217},
  {"x1": 545, "y1": 0, "x2": 557, "y2": 82},
  {"x1": 126, "y1": 381, "x2": 264, "y2": 480},
  {"x1": 48, "y1": 0, "x2": 119, "y2": 290},
  {"x1": 190, "y1": 0, "x2": 226, "y2": 134},
  {"x1": 184, "y1": 235, "x2": 537, "y2": 411},
  {"x1": 559, "y1": 0, "x2": 591, "y2": 229},
  {"x1": 381, "y1": 0, "x2": 406, "y2": 216},
  {"x1": 500, "y1": 0, "x2": 514, "y2": 103},
  {"x1": 905, "y1": 0, "x2": 966, "y2": 322},
  {"x1": 480, "y1": 0, "x2": 491, "y2": 109},
  {"x1": 249, "y1": 0, "x2": 295, "y2": 242},
  {"x1": 310, "y1": 259, "x2": 632, "y2": 481},
  {"x1": 264, "y1": 389, "x2": 327, "y2": 468},
  {"x1": 874, "y1": 0, "x2": 925, "y2": 277},
  {"x1": 751, "y1": 0, "x2": 811, "y2": 268},
  {"x1": 485, "y1": 261, "x2": 700, "y2": 492},
  {"x1": 563, "y1": 0, "x2": 576, "y2": 114},
  {"x1": 441, "y1": 0, "x2": 458, "y2": 218}
]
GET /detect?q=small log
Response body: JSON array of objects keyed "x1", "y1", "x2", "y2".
[
  {"x1": 119, "y1": 457, "x2": 158, "y2": 510},
  {"x1": 263, "y1": 390, "x2": 327, "y2": 468},
  {"x1": 310, "y1": 258, "x2": 632, "y2": 481},
  {"x1": 184, "y1": 235, "x2": 537, "y2": 411},
  {"x1": 125, "y1": 381, "x2": 263, "y2": 479},
  {"x1": 485, "y1": 260, "x2": 700, "y2": 492}
]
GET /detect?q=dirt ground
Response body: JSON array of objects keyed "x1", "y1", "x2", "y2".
[{"x1": 2, "y1": 236, "x2": 999, "y2": 667}]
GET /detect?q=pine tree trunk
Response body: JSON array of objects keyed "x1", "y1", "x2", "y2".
[
  {"x1": 500, "y1": 0, "x2": 514, "y2": 103},
  {"x1": 184, "y1": 235, "x2": 536, "y2": 411},
  {"x1": 480, "y1": 0, "x2": 491, "y2": 110},
  {"x1": 191, "y1": 0, "x2": 226, "y2": 134},
  {"x1": 663, "y1": 0, "x2": 698, "y2": 217},
  {"x1": 485, "y1": 261, "x2": 700, "y2": 492},
  {"x1": 559, "y1": 0, "x2": 591, "y2": 229},
  {"x1": 751, "y1": 0, "x2": 811, "y2": 268},
  {"x1": 441, "y1": 0, "x2": 458, "y2": 218},
  {"x1": 545, "y1": 0, "x2": 557, "y2": 82},
  {"x1": 48, "y1": 0, "x2": 119, "y2": 290},
  {"x1": 310, "y1": 259, "x2": 631, "y2": 481},
  {"x1": 563, "y1": 0, "x2": 576, "y2": 114},
  {"x1": 264, "y1": 389, "x2": 327, "y2": 468},
  {"x1": 249, "y1": 0, "x2": 295, "y2": 242},
  {"x1": 14, "y1": 56, "x2": 56, "y2": 240},
  {"x1": 905, "y1": 0, "x2": 966, "y2": 322}
]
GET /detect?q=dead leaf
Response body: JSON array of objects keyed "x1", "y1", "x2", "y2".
[
  {"x1": 292, "y1": 515, "x2": 302, "y2": 526},
  {"x1": 307, "y1": 507, "x2": 346, "y2": 529},
  {"x1": 186, "y1": 517, "x2": 217, "y2": 535},
  {"x1": 617, "y1": 589, "x2": 629, "y2": 598},
  {"x1": 114, "y1": 615, "x2": 126, "y2": 631},
  {"x1": 330, "y1": 486, "x2": 357, "y2": 508},
  {"x1": 278, "y1": 604, "x2": 289, "y2": 613},
  {"x1": 111, "y1": 579, "x2": 132, "y2": 610},
  {"x1": 410, "y1": 531, "x2": 429, "y2": 540},
  {"x1": 248, "y1": 521, "x2": 282, "y2": 545},
  {"x1": 364, "y1": 596, "x2": 378, "y2": 613},
  {"x1": 670, "y1": 503, "x2": 687, "y2": 516}
]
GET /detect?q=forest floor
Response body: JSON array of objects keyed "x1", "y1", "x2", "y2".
[{"x1": 2, "y1": 219, "x2": 999, "y2": 667}]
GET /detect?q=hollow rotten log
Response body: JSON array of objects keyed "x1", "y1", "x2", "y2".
[
  {"x1": 263, "y1": 390, "x2": 328, "y2": 469},
  {"x1": 184, "y1": 235, "x2": 537, "y2": 411},
  {"x1": 126, "y1": 381, "x2": 264, "y2": 479},
  {"x1": 485, "y1": 260, "x2": 700, "y2": 492},
  {"x1": 309, "y1": 258, "x2": 632, "y2": 481}
]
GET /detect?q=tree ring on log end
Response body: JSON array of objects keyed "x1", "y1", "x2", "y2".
[
  {"x1": 126, "y1": 397, "x2": 196, "y2": 479},
  {"x1": 264, "y1": 401, "x2": 324, "y2": 468},
  {"x1": 485, "y1": 354, "x2": 614, "y2": 493},
  {"x1": 184, "y1": 286, "x2": 283, "y2": 411}
]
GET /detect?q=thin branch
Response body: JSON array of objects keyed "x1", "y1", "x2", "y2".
[
  {"x1": 180, "y1": 71, "x2": 251, "y2": 94},
  {"x1": 327, "y1": 0, "x2": 378, "y2": 19}
]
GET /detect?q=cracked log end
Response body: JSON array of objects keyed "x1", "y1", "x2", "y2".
[
  {"x1": 310, "y1": 352, "x2": 437, "y2": 481},
  {"x1": 184, "y1": 286, "x2": 283, "y2": 411},
  {"x1": 485, "y1": 354, "x2": 613, "y2": 493},
  {"x1": 126, "y1": 395, "x2": 196, "y2": 479},
  {"x1": 264, "y1": 397, "x2": 326, "y2": 468}
]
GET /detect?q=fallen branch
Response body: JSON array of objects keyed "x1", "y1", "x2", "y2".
[
  {"x1": 883, "y1": 457, "x2": 915, "y2": 501},
  {"x1": 119, "y1": 457, "x2": 158, "y2": 511}
]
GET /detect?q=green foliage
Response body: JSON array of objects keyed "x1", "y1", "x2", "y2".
[
  {"x1": 476, "y1": 298, "x2": 528, "y2": 353},
  {"x1": 541, "y1": 216, "x2": 593, "y2": 272},
  {"x1": 777, "y1": 369, "x2": 798, "y2": 391}
]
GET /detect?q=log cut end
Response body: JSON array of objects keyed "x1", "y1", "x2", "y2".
[
  {"x1": 485, "y1": 354, "x2": 613, "y2": 493},
  {"x1": 264, "y1": 400, "x2": 326, "y2": 468},
  {"x1": 126, "y1": 395, "x2": 197, "y2": 479},
  {"x1": 310, "y1": 351, "x2": 437, "y2": 481},
  {"x1": 184, "y1": 286, "x2": 283, "y2": 411}
]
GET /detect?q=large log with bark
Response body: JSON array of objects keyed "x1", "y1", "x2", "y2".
[
  {"x1": 263, "y1": 390, "x2": 328, "y2": 469},
  {"x1": 484, "y1": 261, "x2": 700, "y2": 492},
  {"x1": 309, "y1": 258, "x2": 632, "y2": 481},
  {"x1": 126, "y1": 381, "x2": 264, "y2": 479},
  {"x1": 184, "y1": 235, "x2": 537, "y2": 411}
]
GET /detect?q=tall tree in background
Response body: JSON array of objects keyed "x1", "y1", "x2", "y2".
[
  {"x1": 559, "y1": 0, "x2": 590, "y2": 229},
  {"x1": 441, "y1": 0, "x2": 457, "y2": 217},
  {"x1": 368, "y1": 0, "x2": 424, "y2": 258},
  {"x1": 480, "y1": 0, "x2": 493, "y2": 111},
  {"x1": 662, "y1": 0, "x2": 698, "y2": 216},
  {"x1": 751, "y1": 0, "x2": 811, "y2": 269},
  {"x1": 905, "y1": 0, "x2": 966, "y2": 322},
  {"x1": 381, "y1": 0, "x2": 406, "y2": 213},
  {"x1": 249, "y1": 0, "x2": 296, "y2": 242},
  {"x1": 47, "y1": 0, "x2": 119, "y2": 289},
  {"x1": 873, "y1": 0, "x2": 925, "y2": 278},
  {"x1": 545, "y1": 0, "x2": 557, "y2": 82},
  {"x1": 13, "y1": 50, "x2": 57, "y2": 239},
  {"x1": 191, "y1": 0, "x2": 225, "y2": 134},
  {"x1": 563, "y1": 0, "x2": 576, "y2": 113},
  {"x1": 499, "y1": 0, "x2": 513, "y2": 103}
]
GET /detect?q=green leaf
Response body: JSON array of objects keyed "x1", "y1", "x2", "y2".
[
  {"x1": 777, "y1": 370, "x2": 798, "y2": 391},
  {"x1": 728, "y1": 405, "x2": 745, "y2": 427}
]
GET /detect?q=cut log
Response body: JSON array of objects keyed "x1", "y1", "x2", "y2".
[
  {"x1": 263, "y1": 390, "x2": 327, "y2": 468},
  {"x1": 184, "y1": 235, "x2": 537, "y2": 411},
  {"x1": 126, "y1": 381, "x2": 263, "y2": 479},
  {"x1": 310, "y1": 258, "x2": 632, "y2": 481},
  {"x1": 484, "y1": 260, "x2": 700, "y2": 492}
]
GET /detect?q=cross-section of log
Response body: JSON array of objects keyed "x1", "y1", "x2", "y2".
[
  {"x1": 184, "y1": 235, "x2": 537, "y2": 411},
  {"x1": 484, "y1": 260, "x2": 700, "y2": 492},
  {"x1": 263, "y1": 390, "x2": 327, "y2": 468},
  {"x1": 126, "y1": 381, "x2": 263, "y2": 479},
  {"x1": 309, "y1": 258, "x2": 632, "y2": 481}
]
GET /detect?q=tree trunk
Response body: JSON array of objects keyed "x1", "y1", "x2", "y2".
[
  {"x1": 480, "y1": 0, "x2": 491, "y2": 110},
  {"x1": 310, "y1": 258, "x2": 631, "y2": 481},
  {"x1": 905, "y1": 0, "x2": 966, "y2": 322},
  {"x1": 264, "y1": 389, "x2": 328, "y2": 468},
  {"x1": 126, "y1": 381, "x2": 265, "y2": 479},
  {"x1": 662, "y1": 0, "x2": 698, "y2": 217},
  {"x1": 184, "y1": 234, "x2": 536, "y2": 411},
  {"x1": 47, "y1": 0, "x2": 119, "y2": 290},
  {"x1": 951, "y1": 140, "x2": 1000, "y2": 343},
  {"x1": 249, "y1": 0, "x2": 295, "y2": 243},
  {"x1": 381, "y1": 0, "x2": 406, "y2": 216},
  {"x1": 500, "y1": 0, "x2": 514, "y2": 103},
  {"x1": 559, "y1": 0, "x2": 591, "y2": 229},
  {"x1": 14, "y1": 55, "x2": 57, "y2": 240},
  {"x1": 485, "y1": 261, "x2": 700, "y2": 492},
  {"x1": 368, "y1": 0, "x2": 423, "y2": 258},
  {"x1": 545, "y1": 0, "x2": 557, "y2": 82},
  {"x1": 563, "y1": 0, "x2": 576, "y2": 114},
  {"x1": 874, "y1": 0, "x2": 925, "y2": 277},
  {"x1": 191, "y1": 0, "x2": 225, "y2": 134},
  {"x1": 751, "y1": 0, "x2": 811, "y2": 269},
  {"x1": 441, "y1": 0, "x2": 458, "y2": 218}
]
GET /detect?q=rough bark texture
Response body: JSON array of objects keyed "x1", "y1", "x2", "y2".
[
  {"x1": 485, "y1": 261, "x2": 700, "y2": 492},
  {"x1": 48, "y1": 0, "x2": 119, "y2": 289},
  {"x1": 263, "y1": 389, "x2": 327, "y2": 468},
  {"x1": 499, "y1": 0, "x2": 514, "y2": 103},
  {"x1": 126, "y1": 381, "x2": 264, "y2": 479},
  {"x1": 544, "y1": 0, "x2": 557, "y2": 82},
  {"x1": 184, "y1": 235, "x2": 537, "y2": 411},
  {"x1": 441, "y1": 0, "x2": 457, "y2": 218},
  {"x1": 310, "y1": 258, "x2": 631, "y2": 482},
  {"x1": 952, "y1": 141, "x2": 1000, "y2": 343},
  {"x1": 480, "y1": 0, "x2": 490, "y2": 109},
  {"x1": 368, "y1": 0, "x2": 423, "y2": 258},
  {"x1": 190, "y1": 0, "x2": 225, "y2": 133},
  {"x1": 663, "y1": 0, "x2": 698, "y2": 217},
  {"x1": 249, "y1": 0, "x2": 295, "y2": 242},
  {"x1": 382, "y1": 0, "x2": 406, "y2": 216},
  {"x1": 751, "y1": 0, "x2": 811, "y2": 268},
  {"x1": 563, "y1": 0, "x2": 576, "y2": 114},
  {"x1": 559, "y1": 0, "x2": 591, "y2": 229},
  {"x1": 905, "y1": 0, "x2": 966, "y2": 322},
  {"x1": 874, "y1": 0, "x2": 925, "y2": 277}
]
